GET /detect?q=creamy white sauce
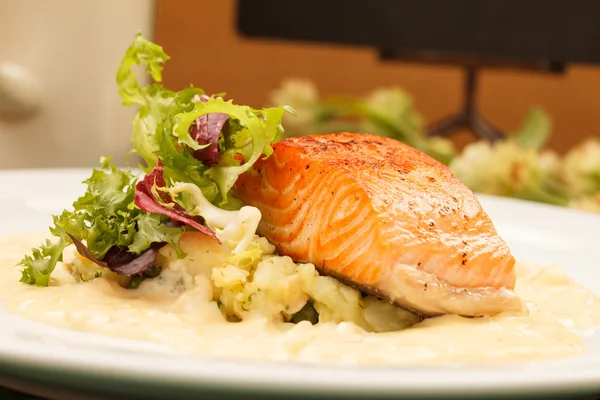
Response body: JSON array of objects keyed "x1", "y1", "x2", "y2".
[{"x1": 1, "y1": 233, "x2": 599, "y2": 366}]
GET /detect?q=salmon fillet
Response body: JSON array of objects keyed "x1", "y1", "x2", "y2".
[{"x1": 234, "y1": 133, "x2": 521, "y2": 317}]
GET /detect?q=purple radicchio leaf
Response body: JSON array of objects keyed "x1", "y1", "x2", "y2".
[
  {"x1": 133, "y1": 159, "x2": 220, "y2": 243},
  {"x1": 107, "y1": 244, "x2": 165, "y2": 276},
  {"x1": 188, "y1": 94, "x2": 229, "y2": 166},
  {"x1": 66, "y1": 233, "x2": 166, "y2": 277}
]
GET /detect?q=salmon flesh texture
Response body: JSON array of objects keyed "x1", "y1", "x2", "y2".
[{"x1": 234, "y1": 133, "x2": 521, "y2": 317}]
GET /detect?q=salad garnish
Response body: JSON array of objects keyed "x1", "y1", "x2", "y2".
[{"x1": 19, "y1": 33, "x2": 294, "y2": 286}]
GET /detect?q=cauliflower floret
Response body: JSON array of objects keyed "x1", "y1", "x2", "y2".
[
  {"x1": 269, "y1": 79, "x2": 320, "y2": 136},
  {"x1": 562, "y1": 138, "x2": 600, "y2": 196},
  {"x1": 449, "y1": 139, "x2": 565, "y2": 204},
  {"x1": 451, "y1": 140, "x2": 538, "y2": 196},
  {"x1": 364, "y1": 87, "x2": 421, "y2": 129}
]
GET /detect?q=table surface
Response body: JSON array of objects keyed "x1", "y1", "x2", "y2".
[
  {"x1": 0, "y1": 387, "x2": 40, "y2": 399},
  {"x1": 2, "y1": 385, "x2": 600, "y2": 400}
]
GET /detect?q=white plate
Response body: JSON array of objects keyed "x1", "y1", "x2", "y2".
[{"x1": 0, "y1": 169, "x2": 599, "y2": 400}]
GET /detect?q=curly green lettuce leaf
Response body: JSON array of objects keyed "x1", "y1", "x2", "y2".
[
  {"x1": 19, "y1": 235, "x2": 68, "y2": 286},
  {"x1": 116, "y1": 33, "x2": 170, "y2": 107},
  {"x1": 173, "y1": 98, "x2": 285, "y2": 203},
  {"x1": 128, "y1": 213, "x2": 186, "y2": 257},
  {"x1": 117, "y1": 34, "x2": 292, "y2": 207},
  {"x1": 19, "y1": 159, "x2": 137, "y2": 285},
  {"x1": 117, "y1": 34, "x2": 205, "y2": 178}
]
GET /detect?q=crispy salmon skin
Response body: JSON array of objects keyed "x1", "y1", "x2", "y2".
[{"x1": 235, "y1": 133, "x2": 521, "y2": 316}]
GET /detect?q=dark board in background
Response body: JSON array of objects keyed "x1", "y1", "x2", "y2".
[{"x1": 237, "y1": 0, "x2": 600, "y2": 68}]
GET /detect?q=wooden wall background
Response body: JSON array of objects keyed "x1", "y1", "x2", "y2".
[{"x1": 155, "y1": 0, "x2": 600, "y2": 153}]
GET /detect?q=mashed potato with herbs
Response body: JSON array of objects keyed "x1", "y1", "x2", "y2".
[
  {"x1": 62, "y1": 182, "x2": 418, "y2": 334},
  {"x1": 127, "y1": 232, "x2": 418, "y2": 333}
]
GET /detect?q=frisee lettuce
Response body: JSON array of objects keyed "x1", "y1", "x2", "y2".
[
  {"x1": 20, "y1": 158, "x2": 185, "y2": 285},
  {"x1": 19, "y1": 33, "x2": 293, "y2": 286},
  {"x1": 120, "y1": 33, "x2": 291, "y2": 207}
]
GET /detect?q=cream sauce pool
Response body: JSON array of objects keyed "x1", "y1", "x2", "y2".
[{"x1": 1, "y1": 233, "x2": 600, "y2": 366}]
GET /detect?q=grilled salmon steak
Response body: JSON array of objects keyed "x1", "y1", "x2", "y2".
[{"x1": 234, "y1": 133, "x2": 521, "y2": 317}]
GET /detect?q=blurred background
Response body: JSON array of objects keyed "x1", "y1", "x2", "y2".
[
  {"x1": 156, "y1": 0, "x2": 600, "y2": 153},
  {"x1": 1, "y1": 0, "x2": 600, "y2": 211},
  {"x1": 0, "y1": 0, "x2": 155, "y2": 169}
]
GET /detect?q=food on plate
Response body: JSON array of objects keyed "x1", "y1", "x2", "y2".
[
  {"x1": 14, "y1": 33, "x2": 420, "y2": 332},
  {"x1": 0, "y1": 34, "x2": 599, "y2": 366},
  {"x1": 1, "y1": 234, "x2": 598, "y2": 365},
  {"x1": 235, "y1": 133, "x2": 520, "y2": 317}
]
